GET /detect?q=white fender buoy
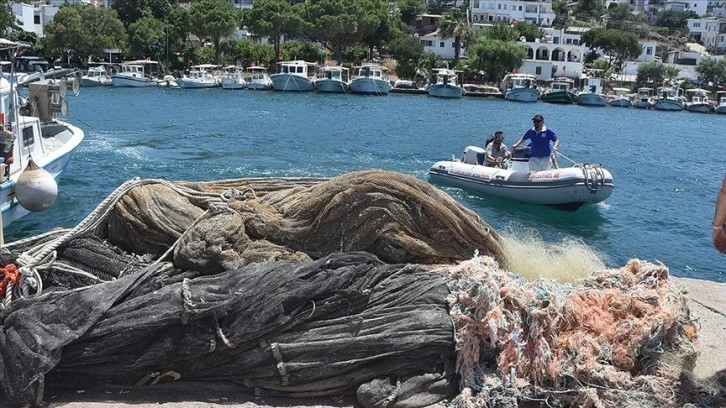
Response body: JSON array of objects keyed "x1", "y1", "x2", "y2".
[{"x1": 15, "y1": 158, "x2": 58, "y2": 212}]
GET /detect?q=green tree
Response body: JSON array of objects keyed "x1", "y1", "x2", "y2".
[
  {"x1": 468, "y1": 37, "x2": 526, "y2": 82},
  {"x1": 581, "y1": 28, "x2": 641, "y2": 73},
  {"x1": 244, "y1": 0, "x2": 304, "y2": 63},
  {"x1": 359, "y1": 0, "x2": 394, "y2": 60},
  {"x1": 43, "y1": 5, "x2": 126, "y2": 64},
  {"x1": 575, "y1": 0, "x2": 604, "y2": 19},
  {"x1": 128, "y1": 17, "x2": 164, "y2": 60},
  {"x1": 189, "y1": 0, "x2": 240, "y2": 64},
  {"x1": 0, "y1": 5, "x2": 22, "y2": 38},
  {"x1": 230, "y1": 40, "x2": 274, "y2": 67},
  {"x1": 162, "y1": 6, "x2": 191, "y2": 70},
  {"x1": 606, "y1": 3, "x2": 635, "y2": 31},
  {"x1": 299, "y1": 0, "x2": 380, "y2": 64},
  {"x1": 279, "y1": 40, "x2": 325, "y2": 63},
  {"x1": 397, "y1": 0, "x2": 425, "y2": 26},
  {"x1": 482, "y1": 22, "x2": 518, "y2": 42},
  {"x1": 388, "y1": 34, "x2": 424, "y2": 79},
  {"x1": 696, "y1": 58, "x2": 726, "y2": 90},
  {"x1": 551, "y1": 0, "x2": 569, "y2": 29},
  {"x1": 438, "y1": 9, "x2": 470, "y2": 63},
  {"x1": 635, "y1": 61, "x2": 666, "y2": 88},
  {"x1": 655, "y1": 10, "x2": 698, "y2": 35},
  {"x1": 111, "y1": 0, "x2": 172, "y2": 27},
  {"x1": 514, "y1": 22, "x2": 543, "y2": 42}
]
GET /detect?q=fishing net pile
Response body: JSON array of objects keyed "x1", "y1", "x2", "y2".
[{"x1": 0, "y1": 170, "x2": 703, "y2": 407}]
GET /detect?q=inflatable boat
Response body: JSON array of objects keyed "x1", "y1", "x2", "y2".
[{"x1": 429, "y1": 146, "x2": 614, "y2": 210}]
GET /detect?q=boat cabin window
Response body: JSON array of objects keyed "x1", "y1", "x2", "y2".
[{"x1": 21, "y1": 125, "x2": 34, "y2": 148}]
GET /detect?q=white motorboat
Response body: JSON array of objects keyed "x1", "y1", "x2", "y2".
[
  {"x1": 221, "y1": 66, "x2": 246, "y2": 90},
  {"x1": 111, "y1": 60, "x2": 160, "y2": 87},
  {"x1": 428, "y1": 68, "x2": 464, "y2": 98},
  {"x1": 246, "y1": 66, "x2": 273, "y2": 90},
  {"x1": 685, "y1": 88, "x2": 715, "y2": 113},
  {"x1": 540, "y1": 77, "x2": 577, "y2": 104},
  {"x1": 428, "y1": 146, "x2": 613, "y2": 210},
  {"x1": 716, "y1": 91, "x2": 726, "y2": 114},
  {"x1": 177, "y1": 64, "x2": 220, "y2": 89},
  {"x1": 0, "y1": 40, "x2": 84, "y2": 227},
  {"x1": 80, "y1": 64, "x2": 112, "y2": 87},
  {"x1": 609, "y1": 87, "x2": 631, "y2": 107},
  {"x1": 270, "y1": 60, "x2": 316, "y2": 92},
  {"x1": 349, "y1": 64, "x2": 391, "y2": 95},
  {"x1": 632, "y1": 87, "x2": 654, "y2": 109},
  {"x1": 315, "y1": 66, "x2": 349, "y2": 93},
  {"x1": 501, "y1": 73, "x2": 539, "y2": 102},
  {"x1": 652, "y1": 85, "x2": 685, "y2": 111},
  {"x1": 576, "y1": 77, "x2": 608, "y2": 106}
]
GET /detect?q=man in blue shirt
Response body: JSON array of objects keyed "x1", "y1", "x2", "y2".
[{"x1": 512, "y1": 114, "x2": 559, "y2": 172}]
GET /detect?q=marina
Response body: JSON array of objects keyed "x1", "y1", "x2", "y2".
[{"x1": 4, "y1": 86, "x2": 723, "y2": 283}]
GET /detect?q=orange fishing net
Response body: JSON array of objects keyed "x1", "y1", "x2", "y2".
[{"x1": 443, "y1": 256, "x2": 698, "y2": 407}]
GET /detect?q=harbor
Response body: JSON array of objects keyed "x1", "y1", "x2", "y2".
[{"x1": 1, "y1": 84, "x2": 725, "y2": 407}]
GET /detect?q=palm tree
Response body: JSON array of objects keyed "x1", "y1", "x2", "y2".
[{"x1": 438, "y1": 9, "x2": 471, "y2": 64}]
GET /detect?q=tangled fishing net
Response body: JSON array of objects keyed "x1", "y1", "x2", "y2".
[{"x1": 0, "y1": 170, "x2": 707, "y2": 407}]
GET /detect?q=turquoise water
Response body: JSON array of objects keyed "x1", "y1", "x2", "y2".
[{"x1": 6, "y1": 87, "x2": 725, "y2": 282}]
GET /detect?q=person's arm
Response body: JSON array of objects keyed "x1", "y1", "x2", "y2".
[
  {"x1": 512, "y1": 135, "x2": 525, "y2": 149},
  {"x1": 484, "y1": 144, "x2": 495, "y2": 164},
  {"x1": 713, "y1": 176, "x2": 726, "y2": 253}
]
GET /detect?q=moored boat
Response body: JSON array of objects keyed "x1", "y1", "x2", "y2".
[
  {"x1": 349, "y1": 64, "x2": 391, "y2": 95},
  {"x1": 716, "y1": 91, "x2": 726, "y2": 114},
  {"x1": 540, "y1": 77, "x2": 577, "y2": 104},
  {"x1": 652, "y1": 85, "x2": 685, "y2": 111},
  {"x1": 221, "y1": 66, "x2": 246, "y2": 90},
  {"x1": 246, "y1": 66, "x2": 273, "y2": 90},
  {"x1": 685, "y1": 88, "x2": 715, "y2": 113},
  {"x1": 314, "y1": 66, "x2": 349, "y2": 93},
  {"x1": 429, "y1": 145, "x2": 613, "y2": 210},
  {"x1": 427, "y1": 68, "x2": 465, "y2": 99},
  {"x1": 633, "y1": 87, "x2": 654, "y2": 109},
  {"x1": 501, "y1": 73, "x2": 540, "y2": 102},
  {"x1": 111, "y1": 60, "x2": 160, "y2": 87},
  {"x1": 576, "y1": 77, "x2": 608, "y2": 106},
  {"x1": 80, "y1": 64, "x2": 112, "y2": 87},
  {"x1": 609, "y1": 87, "x2": 632, "y2": 107},
  {"x1": 176, "y1": 64, "x2": 220, "y2": 89},
  {"x1": 270, "y1": 60, "x2": 316, "y2": 92}
]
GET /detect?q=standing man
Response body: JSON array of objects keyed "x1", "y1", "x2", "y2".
[{"x1": 512, "y1": 114, "x2": 559, "y2": 172}]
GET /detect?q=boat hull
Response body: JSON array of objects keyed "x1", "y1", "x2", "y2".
[
  {"x1": 349, "y1": 78, "x2": 391, "y2": 95},
  {"x1": 577, "y1": 93, "x2": 608, "y2": 106},
  {"x1": 428, "y1": 161, "x2": 614, "y2": 209},
  {"x1": 80, "y1": 77, "x2": 111, "y2": 87},
  {"x1": 610, "y1": 98, "x2": 631, "y2": 108},
  {"x1": 540, "y1": 90, "x2": 577, "y2": 104},
  {"x1": 111, "y1": 75, "x2": 159, "y2": 87},
  {"x1": 504, "y1": 88, "x2": 539, "y2": 102},
  {"x1": 177, "y1": 78, "x2": 219, "y2": 89},
  {"x1": 270, "y1": 74, "x2": 314, "y2": 92},
  {"x1": 686, "y1": 103, "x2": 714, "y2": 113},
  {"x1": 428, "y1": 84, "x2": 464, "y2": 98},
  {"x1": 716, "y1": 105, "x2": 726, "y2": 114},
  {"x1": 653, "y1": 99, "x2": 683, "y2": 111},
  {"x1": 315, "y1": 79, "x2": 349, "y2": 93},
  {"x1": 1, "y1": 122, "x2": 84, "y2": 227}
]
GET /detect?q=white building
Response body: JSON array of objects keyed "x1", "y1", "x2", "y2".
[
  {"x1": 419, "y1": 31, "x2": 459, "y2": 60},
  {"x1": 10, "y1": 1, "x2": 94, "y2": 37},
  {"x1": 469, "y1": 0, "x2": 556, "y2": 27},
  {"x1": 687, "y1": 18, "x2": 721, "y2": 52},
  {"x1": 663, "y1": 0, "x2": 708, "y2": 16},
  {"x1": 515, "y1": 27, "x2": 587, "y2": 80},
  {"x1": 228, "y1": 0, "x2": 255, "y2": 9}
]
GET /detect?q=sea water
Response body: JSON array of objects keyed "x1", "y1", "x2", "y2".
[{"x1": 6, "y1": 86, "x2": 724, "y2": 282}]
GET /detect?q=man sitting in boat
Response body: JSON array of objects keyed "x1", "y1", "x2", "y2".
[
  {"x1": 484, "y1": 130, "x2": 510, "y2": 168},
  {"x1": 512, "y1": 114, "x2": 559, "y2": 172}
]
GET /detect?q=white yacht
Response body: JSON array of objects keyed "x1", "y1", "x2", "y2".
[
  {"x1": 111, "y1": 60, "x2": 160, "y2": 87},
  {"x1": 221, "y1": 66, "x2": 246, "y2": 90},
  {"x1": 501, "y1": 73, "x2": 539, "y2": 102},
  {"x1": 576, "y1": 77, "x2": 608, "y2": 106},
  {"x1": 349, "y1": 64, "x2": 391, "y2": 95},
  {"x1": 270, "y1": 60, "x2": 316, "y2": 92},
  {"x1": 80, "y1": 64, "x2": 112, "y2": 87},
  {"x1": 315, "y1": 66, "x2": 349, "y2": 93},
  {"x1": 427, "y1": 68, "x2": 464, "y2": 98},
  {"x1": 246, "y1": 66, "x2": 273, "y2": 90},
  {"x1": 176, "y1": 64, "x2": 220, "y2": 89}
]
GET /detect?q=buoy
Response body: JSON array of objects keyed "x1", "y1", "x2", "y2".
[{"x1": 15, "y1": 158, "x2": 58, "y2": 212}]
